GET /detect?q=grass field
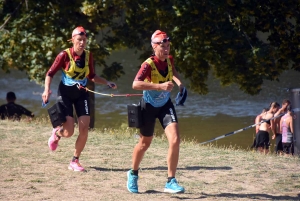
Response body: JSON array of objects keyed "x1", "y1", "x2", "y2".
[{"x1": 0, "y1": 119, "x2": 300, "y2": 201}]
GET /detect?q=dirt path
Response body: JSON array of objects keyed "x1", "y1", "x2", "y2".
[{"x1": 0, "y1": 120, "x2": 300, "y2": 201}]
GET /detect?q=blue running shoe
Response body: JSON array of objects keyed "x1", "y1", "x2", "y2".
[
  {"x1": 127, "y1": 170, "x2": 138, "y2": 193},
  {"x1": 164, "y1": 178, "x2": 185, "y2": 193}
]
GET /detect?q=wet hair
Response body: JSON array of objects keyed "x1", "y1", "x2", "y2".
[
  {"x1": 282, "y1": 99, "x2": 291, "y2": 105},
  {"x1": 287, "y1": 105, "x2": 293, "y2": 112},
  {"x1": 269, "y1": 101, "x2": 280, "y2": 109},
  {"x1": 261, "y1": 108, "x2": 268, "y2": 113},
  {"x1": 6, "y1": 91, "x2": 16, "y2": 101}
]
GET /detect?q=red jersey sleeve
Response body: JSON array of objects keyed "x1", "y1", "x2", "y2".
[
  {"x1": 46, "y1": 51, "x2": 68, "y2": 77},
  {"x1": 134, "y1": 61, "x2": 152, "y2": 81},
  {"x1": 87, "y1": 52, "x2": 96, "y2": 80}
]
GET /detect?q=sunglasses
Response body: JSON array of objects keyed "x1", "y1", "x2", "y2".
[
  {"x1": 152, "y1": 37, "x2": 171, "y2": 44},
  {"x1": 74, "y1": 32, "x2": 88, "y2": 37}
]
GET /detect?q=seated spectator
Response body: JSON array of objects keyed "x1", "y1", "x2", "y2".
[{"x1": 0, "y1": 91, "x2": 34, "y2": 121}]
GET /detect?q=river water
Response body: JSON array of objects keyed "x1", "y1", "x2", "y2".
[{"x1": 1, "y1": 49, "x2": 299, "y2": 150}]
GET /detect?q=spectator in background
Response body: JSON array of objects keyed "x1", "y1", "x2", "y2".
[
  {"x1": 280, "y1": 105, "x2": 294, "y2": 156},
  {"x1": 251, "y1": 108, "x2": 268, "y2": 149},
  {"x1": 0, "y1": 91, "x2": 34, "y2": 121},
  {"x1": 272, "y1": 99, "x2": 291, "y2": 155},
  {"x1": 255, "y1": 102, "x2": 280, "y2": 154}
]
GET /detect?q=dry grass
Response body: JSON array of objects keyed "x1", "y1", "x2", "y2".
[{"x1": 0, "y1": 118, "x2": 300, "y2": 201}]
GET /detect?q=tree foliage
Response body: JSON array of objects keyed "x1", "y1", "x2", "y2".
[
  {"x1": 1, "y1": 0, "x2": 299, "y2": 95},
  {"x1": 0, "y1": 0, "x2": 126, "y2": 82}
]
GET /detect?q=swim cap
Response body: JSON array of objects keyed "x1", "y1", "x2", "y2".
[
  {"x1": 72, "y1": 26, "x2": 87, "y2": 37},
  {"x1": 151, "y1": 30, "x2": 169, "y2": 48}
]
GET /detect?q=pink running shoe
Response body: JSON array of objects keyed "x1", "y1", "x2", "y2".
[
  {"x1": 48, "y1": 127, "x2": 61, "y2": 151},
  {"x1": 68, "y1": 159, "x2": 85, "y2": 172}
]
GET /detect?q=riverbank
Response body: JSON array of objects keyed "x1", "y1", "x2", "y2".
[
  {"x1": 0, "y1": 119, "x2": 299, "y2": 201},
  {"x1": 2, "y1": 68, "x2": 300, "y2": 151}
]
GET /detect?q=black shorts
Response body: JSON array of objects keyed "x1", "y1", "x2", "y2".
[
  {"x1": 57, "y1": 82, "x2": 90, "y2": 118},
  {"x1": 255, "y1": 130, "x2": 270, "y2": 149},
  {"x1": 283, "y1": 143, "x2": 293, "y2": 154},
  {"x1": 275, "y1": 133, "x2": 283, "y2": 152},
  {"x1": 139, "y1": 98, "x2": 178, "y2": 137}
]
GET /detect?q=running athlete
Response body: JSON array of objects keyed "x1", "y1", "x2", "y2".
[
  {"x1": 127, "y1": 30, "x2": 186, "y2": 194},
  {"x1": 42, "y1": 26, "x2": 117, "y2": 172},
  {"x1": 255, "y1": 102, "x2": 279, "y2": 154},
  {"x1": 0, "y1": 91, "x2": 34, "y2": 121},
  {"x1": 280, "y1": 105, "x2": 294, "y2": 155}
]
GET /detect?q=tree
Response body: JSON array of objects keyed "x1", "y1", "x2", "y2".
[
  {"x1": 113, "y1": 0, "x2": 300, "y2": 95},
  {"x1": 0, "y1": 0, "x2": 125, "y2": 82},
  {"x1": 0, "y1": 0, "x2": 127, "y2": 128},
  {"x1": 1, "y1": 0, "x2": 300, "y2": 95}
]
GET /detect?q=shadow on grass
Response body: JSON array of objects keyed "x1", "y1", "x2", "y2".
[
  {"x1": 134, "y1": 190, "x2": 189, "y2": 194},
  {"x1": 172, "y1": 193, "x2": 300, "y2": 200},
  {"x1": 89, "y1": 166, "x2": 232, "y2": 172},
  {"x1": 157, "y1": 166, "x2": 232, "y2": 171},
  {"x1": 124, "y1": 190, "x2": 185, "y2": 194},
  {"x1": 143, "y1": 190, "x2": 164, "y2": 194}
]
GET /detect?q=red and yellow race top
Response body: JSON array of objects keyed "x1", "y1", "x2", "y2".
[
  {"x1": 46, "y1": 47, "x2": 96, "y2": 86},
  {"x1": 134, "y1": 55, "x2": 175, "y2": 107}
]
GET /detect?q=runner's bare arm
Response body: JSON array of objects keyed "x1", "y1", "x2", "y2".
[
  {"x1": 91, "y1": 75, "x2": 117, "y2": 89},
  {"x1": 42, "y1": 75, "x2": 53, "y2": 104},
  {"x1": 172, "y1": 69, "x2": 184, "y2": 91},
  {"x1": 132, "y1": 80, "x2": 173, "y2": 91}
]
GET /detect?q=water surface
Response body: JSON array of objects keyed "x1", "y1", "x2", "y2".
[{"x1": 1, "y1": 49, "x2": 299, "y2": 150}]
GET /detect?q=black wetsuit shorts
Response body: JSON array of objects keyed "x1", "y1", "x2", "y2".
[
  {"x1": 139, "y1": 98, "x2": 178, "y2": 137},
  {"x1": 255, "y1": 130, "x2": 270, "y2": 149},
  {"x1": 57, "y1": 82, "x2": 90, "y2": 118},
  {"x1": 283, "y1": 140, "x2": 293, "y2": 154},
  {"x1": 275, "y1": 133, "x2": 283, "y2": 153}
]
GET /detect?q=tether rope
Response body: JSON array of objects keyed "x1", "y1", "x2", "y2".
[{"x1": 76, "y1": 84, "x2": 143, "y2": 97}]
